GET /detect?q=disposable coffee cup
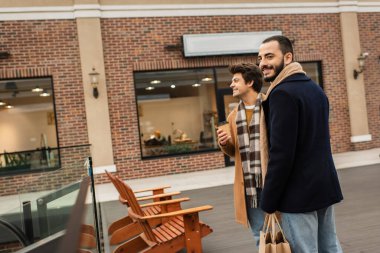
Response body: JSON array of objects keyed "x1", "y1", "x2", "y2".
[{"x1": 217, "y1": 121, "x2": 230, "y2": 137}]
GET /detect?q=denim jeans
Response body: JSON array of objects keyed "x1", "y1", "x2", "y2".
[
  {"x1": 247, "y1": 206, "x2": 265, "y2": 247},
  {"x1": 280, "y1": 205, "x2": 343, "y2": 253}
]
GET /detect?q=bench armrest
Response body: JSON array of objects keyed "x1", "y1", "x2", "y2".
[
  {"x1": 133, "y1": 185, "x2": 171, "y2": 194},
  {"x1": 137, "y1": 191, "x2": 181, "y2": 201},
  {"x1": 140, "y1": 197, "x2": 190, "y2": 208},
  {"x1": 140, "y1": 205, "x2": 213, "y2": 220}
]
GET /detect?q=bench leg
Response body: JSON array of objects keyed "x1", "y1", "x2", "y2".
[{"x1": 184, "y1": 213, "x2": 202, "y2": 253}]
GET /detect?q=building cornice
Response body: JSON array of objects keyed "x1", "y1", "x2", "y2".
[{"x1": 0, "y1": 1, "x2": 379, "y2": 20}]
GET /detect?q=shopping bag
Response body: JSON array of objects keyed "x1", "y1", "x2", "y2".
[{"x1": 259, "y1": 213, "x2": 291, "y2": 253}]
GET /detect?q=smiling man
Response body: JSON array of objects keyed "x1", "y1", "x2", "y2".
[
  {"x1": 217, "y1": 63, "x2": 266, "y2": 248},
  {"x1": 258, "y1": 35, "x2": 343, "y2": 253}
]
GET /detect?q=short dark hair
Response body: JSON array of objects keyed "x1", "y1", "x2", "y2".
[
  {"x1": 262, "y1": 35, "x2": 294, "y2": 56},
  {"x1": 228, "y1": 63, "x2": 263, "y2": 92}
]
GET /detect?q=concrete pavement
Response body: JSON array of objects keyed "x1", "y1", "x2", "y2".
[{"x1": 95, "y1": 147, "x2": 380, "y2": 202}]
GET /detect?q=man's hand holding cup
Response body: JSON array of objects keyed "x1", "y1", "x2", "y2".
[{"x1": 216, "y1": 121, "x2": 231, "y2": 146}]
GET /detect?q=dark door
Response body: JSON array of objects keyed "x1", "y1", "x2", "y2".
[{"x1": 216, "y1": 88, "x2": 239, "y2": 166}]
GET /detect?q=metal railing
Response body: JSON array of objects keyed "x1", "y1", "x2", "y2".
[{"x1": 0, "y1": 148, "x2": 61, "y2": 176}]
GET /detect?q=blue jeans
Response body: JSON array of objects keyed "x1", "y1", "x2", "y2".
[
  {"x1": 247, "y1": 206, "x2": 265, "y2": 247},
  {"x1": 280, "y1": 205, "x2": 343, "y2": 253}
]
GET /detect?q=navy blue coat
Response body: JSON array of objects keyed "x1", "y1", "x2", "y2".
[{"x1": 260, "y1": 73, "x2": 343, "y2": 213}]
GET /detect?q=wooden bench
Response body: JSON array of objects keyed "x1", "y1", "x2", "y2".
[{"x1": 111, "y1": 174, "x2": 213, "y2": 253}]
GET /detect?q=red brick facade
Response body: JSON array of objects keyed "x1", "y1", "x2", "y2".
[
  {"x1": 0, "y1": 20, "x2": 90, "y2": 195},
  {"x1": 0, "y1": 13, "x2": 379, "y2": 193},
  {"x1": 358, "y1": 12, "x2": 380, "y2": 149},
  {"x1": 99, "y1": 14, "x2": 355, "y2": 182}
]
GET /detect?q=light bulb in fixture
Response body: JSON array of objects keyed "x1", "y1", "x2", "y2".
[
  {"x1": 201, "y1": 77, "x2": 213, "y2": 82},
  {"x1": 192, "y1": 83, "x2": 201, "y2": 87},
  {"x1": 150, "y1": 80, "x2": 161, "y2": 84},
  {"x1": 170, "y1": 84, "x2": 176, "y2": 88},
  {"x1": 32, "y1": 86, "x2": 43, "y2": 92},
  {"x1": 145, "y1": 86, "x2": 155, "y2": 90},
  {"x1": 5, "y1": 105, "x2": 13, "y2": 109},
  {"x1": 40, "y1": 90, "x2": 51, "y2": 97},
  {"x1": 0, "y1": 101, "x2": 5, "y2": 106}
]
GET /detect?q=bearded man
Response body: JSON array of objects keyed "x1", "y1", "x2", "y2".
[{"x1": 257, "y1": 35, "x2": 343, "y2": 253}]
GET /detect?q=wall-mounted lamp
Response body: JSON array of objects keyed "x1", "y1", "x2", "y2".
[
  {"x1": 353, "y1": 52, "x2": 369, "y2": 79},
  {"x1": 89, "y1": 67, "x2": 100, "y2": 98}
]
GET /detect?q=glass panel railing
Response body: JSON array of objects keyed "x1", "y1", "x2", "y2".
[
  {"x1": 0, "y1": 146, "x2": 102, "y2": 252},
  {"x1": 15, "y1": 176, "x2": 99, "y2": 253}
]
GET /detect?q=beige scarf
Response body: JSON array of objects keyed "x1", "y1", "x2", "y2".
[{"x1": 259, "y1": 62, "x2": 305, "y2": 185}]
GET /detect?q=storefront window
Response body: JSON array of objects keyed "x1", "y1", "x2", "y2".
[
  {"x1": 135, "y1": 68, "x2": 219, "y2": 158},
  {"x1": 0, "y1": 77, "x2": 60, "y2": 175},
  {"x1": 134, "y1": 61, "x2": 322, "y2": 159},
  {"x1": 301, "y1": 61, "x2": 323, "y2": 88}
]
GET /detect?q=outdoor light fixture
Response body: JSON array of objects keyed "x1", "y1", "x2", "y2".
[
  {"x1": 89, "y1": 67, "x2": 100, "y2": 98},
  {"x1": 353, "y1": 52, "x2": 369, "y2": 79}
]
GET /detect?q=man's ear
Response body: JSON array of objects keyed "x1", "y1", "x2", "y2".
[
  {"x1": 247, "y1": 80, "x2": 254, "y2": 88},
  {"x1": 284, "y1": 52, "x2": 293, "y2": 65}
]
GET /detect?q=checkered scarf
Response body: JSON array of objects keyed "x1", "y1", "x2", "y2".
[{"x1": 236, "y1": 94, "x2": 263, "y2": 208}]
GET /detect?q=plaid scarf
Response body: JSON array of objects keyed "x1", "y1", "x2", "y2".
[{"x1": 236, "y1": 94, "x2": 263, "y2": 208}]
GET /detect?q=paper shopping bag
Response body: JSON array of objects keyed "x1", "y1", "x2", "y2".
[{"x1": 259, "y1": 213, "x2": 291, "y2": 253}]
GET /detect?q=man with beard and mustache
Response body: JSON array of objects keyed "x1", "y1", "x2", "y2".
[
  {"x1": 257, "y1": 35, "x2": 343, "y2": 253},
  {"x1": 217, "y1": 63, "x2": 267, "y2": 247}
]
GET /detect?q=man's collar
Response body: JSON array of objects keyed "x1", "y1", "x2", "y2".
[{"x1": 270, "y1": 73, "x2": 310, "y2": 85}]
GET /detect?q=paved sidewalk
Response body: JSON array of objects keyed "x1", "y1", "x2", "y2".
[
  {"x1": 95, "y1": 148, "x2": 380, "y2": 202},
  {"x1": 102, "y1": 164, "x2": 380, "y2": 253}
]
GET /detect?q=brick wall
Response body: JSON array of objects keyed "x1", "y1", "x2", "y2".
[
  {"x1": 358, "y1": 12, "x2": 380, "y2": 149},
  {"x1": 0, "y1": 20, "x2": 90, "y2": 195},
  {"x1": 98, "y1": 13, "x2": 361, "y2": 182},
  {"x1": 0, "y1": 14, "x2": 378, "y2": 189}
]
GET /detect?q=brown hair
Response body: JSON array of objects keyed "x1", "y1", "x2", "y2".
[{"x1": 228, "y1": 63, "x2": 263, "y2": 92}]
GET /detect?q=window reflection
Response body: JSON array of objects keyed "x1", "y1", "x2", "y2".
[
  {"x1": 135, "y1": 69, "x2": 218, "y2": 158},
  {"x1": 0, "y1": 78, "x2": 60, "y2": 175},
  {"x1": 134, "y1": 62, "x2": 322, "y2": 159}
]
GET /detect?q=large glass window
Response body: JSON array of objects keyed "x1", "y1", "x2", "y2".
[
  {"x1": 135, "y1": 68, "x2": 219, "y2": 158},
  {"x1": 301, "y1": 61, "x2": 323, "y2": 88},
  {"x1": 0, "y1": 78, "x2": 60, "y2": 175},
  {"x1": 134, "y1": 61, "x2": 323, "y2": 159}
]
